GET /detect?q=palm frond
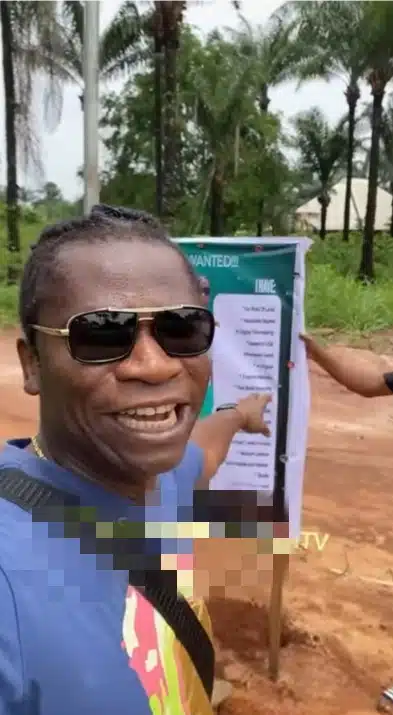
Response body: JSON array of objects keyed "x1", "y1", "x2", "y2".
[
  {"x1": 62, "y1": 0, "x2": 83, "y2": 43},
  {"x1": 291, "y1": 107, "x2": 349, "y2": 190},
  {"x1": 6, "y1": 1, "x2": 71, "y2": 177},
  {"x1": 100, "y1": 1, "x2": 143, "y2": 79}
]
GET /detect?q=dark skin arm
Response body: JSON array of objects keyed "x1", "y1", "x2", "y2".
[
  {"x1": 301, "y1": 333, "x2": 393, "y2": 397},
  {"x1": 191, "y1": 393, "x2": 271, "y2": 487}
]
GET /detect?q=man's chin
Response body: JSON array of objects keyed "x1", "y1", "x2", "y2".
[{"x1": 124, "y1": 442, "x2": 189, "y2": 485}]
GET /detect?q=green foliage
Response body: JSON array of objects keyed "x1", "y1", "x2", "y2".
[
  {"x1": 290, "y1": 108, "x2": 348, "y2": 194},
  {"x1": 100, "y1": 26, "x2": 301, "y2": 236},
  {"x1": 1, "y1": 222, "x2": 393, "y2": 337},
  {"x1": 2, "y1": 1, "x2": 393, "y2": 328},
  {"x1": 307, "y1": 231, "x2": 393, "y2": 280},
  {"x1": 305, "y1": 232, "x2": 393, "y2": 332},
  {"x1": 306, "y1": 265, "x2": 393, "y2": 332},
  {"x1": 0, "y1": 285, "x2": 19, "y2": 327},
  {"x1": 275, "y1": 1, "x2": 369, "y2": 85},
  {"x1": 0, "y1": 220, "x2": 41, "y2": 285}
]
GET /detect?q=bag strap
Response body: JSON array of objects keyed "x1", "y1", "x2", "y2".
[{"x1": 0, "y1": 467, "x2": 215, "y2": 700}]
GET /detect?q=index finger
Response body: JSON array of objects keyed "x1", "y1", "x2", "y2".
[{"x1": 258, "y1": 394, "x2": 272, "y2": 407}]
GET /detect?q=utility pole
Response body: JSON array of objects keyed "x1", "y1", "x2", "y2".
[{"x1": 83, "y1": 0, "x2": 100, "y2": 213}]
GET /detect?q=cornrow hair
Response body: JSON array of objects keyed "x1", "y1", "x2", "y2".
[{"x1": 19, "y1": 204, "x2": 200, "y2": 342}]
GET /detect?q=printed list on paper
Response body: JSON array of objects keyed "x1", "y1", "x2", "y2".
[{"x1": 210, "y1": 293, "x2": 282, "y2": 492}]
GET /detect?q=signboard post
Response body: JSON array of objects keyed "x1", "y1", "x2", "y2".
[{"x1": 176, "y1": 236, "x2": 312, "y2": 679}]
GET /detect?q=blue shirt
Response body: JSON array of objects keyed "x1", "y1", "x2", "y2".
[{"x1": 0, "y1": 439, "x2": 203, "y2": 715}]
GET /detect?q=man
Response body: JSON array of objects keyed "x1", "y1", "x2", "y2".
[
  {"x1": 0, "y1": 205, "x2": 271, "y2": 715},
  {"x1": 302, "y1": 332, "x2": 393, "y2": 712},
  {"x1": 301, "y1": 333, "x2": 393, "y2": 397}
]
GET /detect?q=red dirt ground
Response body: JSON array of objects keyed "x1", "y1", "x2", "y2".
[{"x1": 1, "y1": 329, "x2": 393, "y2": 715}]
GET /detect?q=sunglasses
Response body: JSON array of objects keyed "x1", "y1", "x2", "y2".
[{"x1": 31, "y1": 305, "x2": 215, "y2": 365}]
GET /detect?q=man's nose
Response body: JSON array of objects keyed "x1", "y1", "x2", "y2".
[{"x1": 114, "y1": 322, "x2": 183, "y2": 383}]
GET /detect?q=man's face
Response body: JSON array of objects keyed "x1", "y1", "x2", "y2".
[{"x1": 20, "y1": 239, "x2": 211, "y2": 495}]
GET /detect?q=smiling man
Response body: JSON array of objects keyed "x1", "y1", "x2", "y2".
[{"x1": 0, "y1": 205, "x2": 271, "y2": 715}]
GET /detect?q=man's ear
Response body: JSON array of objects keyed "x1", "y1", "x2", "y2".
[{"x1": 17, "y1": 337, "x2": 40, "y2": 396}]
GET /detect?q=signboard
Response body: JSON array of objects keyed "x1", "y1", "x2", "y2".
[{"x1": 176, "y1": 237, "x2": 312, "y2": 539}]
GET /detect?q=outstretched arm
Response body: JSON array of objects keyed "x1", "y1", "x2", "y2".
[
  {"x1": 301, "y1": 334, "x2": 393, "y2": 398},
  {"x1": 191, "y1": 393, "x2": 271, "y2": 487}
]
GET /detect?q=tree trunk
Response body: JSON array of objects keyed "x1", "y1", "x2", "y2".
[
  {"x1": 359, "y1": 87, "x2": 384, "y2": 282},
  {"x1": 161, "y1": 2, "x2": 184, "y2": 227},
  {"x1": 153, "y1": 12, "x2": 164, "y2": 218},
  {"x1": 319, "y1": 199, "x2": 328, "y2": 240},
  {"x1": 318, "y1": 192, "x2": 330, "y2": 240},
  {"x1": 257, "y1": 86, "x2": 269, "y2": 238},
  {"x1": 1, "y1": 0, "x2": 20, "y2": 284},
  {"x1": 343, "y1": 84, "x2": 360, "y2": 242},
  {"x1": 256, "y1": 198, "x2": 264, "y2": 236},
  {"x1": 210, "y1": 170, "x2": 224, "y2": 236},
  {"x1": 390, "y1": 181, "x2": 393, "y2": 238},
  {"x1": 258, "y1": 83, "x2": 270, "y2": 114}
]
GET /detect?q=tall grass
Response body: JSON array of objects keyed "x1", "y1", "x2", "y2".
[
  {"x1": 0, "y1": 222, "x2": 38, "y2": 284},
  {"x1": 308, "y1": 231, "x2": 393, "y2": 281},
  {"x1": 0, "y1": 285, "x2": 18, "y2": 327},
  {"x1": 305, "y1": 232, "x2": 393, "y2": 333},
  {"x1": 306, "y1": 264, "x2": 393, "y2": 332}
]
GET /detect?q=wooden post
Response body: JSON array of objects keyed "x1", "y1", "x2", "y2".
[{"x1": 268, "y1": 552, "x2": 290, "y2": 681}]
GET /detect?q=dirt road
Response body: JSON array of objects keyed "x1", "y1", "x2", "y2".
[{"x1": 1, "y1": 329, "x2": 393, "y2": 715}]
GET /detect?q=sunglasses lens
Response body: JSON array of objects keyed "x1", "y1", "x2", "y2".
[
  {"x1": 69, "y1": 311, "x2": 137, "y2": 363},
  {"x1": 154, "y1": 307, "x2": 215, "y2": 357}
]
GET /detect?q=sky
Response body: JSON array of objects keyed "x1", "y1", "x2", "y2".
[{"x1": 0, "y1": 0, "x2": 373, "y2": 201}]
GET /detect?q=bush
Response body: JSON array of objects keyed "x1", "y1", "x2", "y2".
[
  {"x1": 0, "y1": 285, "x2": 19, "y2": 327},
  {"x1": 23, "y1": 207, "x2": 41, "y2": 224},
  {"x1": 307, "y1": 231, "x2": 393, "y2": 281},
  {"x1": 306, "y1": 264, "x2": 393, "y2": 332}
]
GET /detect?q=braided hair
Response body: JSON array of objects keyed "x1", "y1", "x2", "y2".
[{"x1": 19, "y1": 204, "x2": 199, "y2": 341}]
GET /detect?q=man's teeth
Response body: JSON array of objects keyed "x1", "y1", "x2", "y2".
[
  {"x1": 116, "y1": 404, "x2": 178, "y2": 430},
  {"x1": 120, "y1": 404, "x2": 175, "y2": 417}
]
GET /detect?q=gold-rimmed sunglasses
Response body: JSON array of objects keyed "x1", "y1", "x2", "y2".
[{"x1": 30, "y1": 305, "x2": 216, "y2": 365}]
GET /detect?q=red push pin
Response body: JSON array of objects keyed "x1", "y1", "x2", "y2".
[{"x1": 287, "y1": 360, "x2": 295, "y2": 369}]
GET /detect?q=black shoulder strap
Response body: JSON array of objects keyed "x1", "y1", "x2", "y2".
[{"x1": 0, "y1": 467, "x2": 214, "y2": 700}]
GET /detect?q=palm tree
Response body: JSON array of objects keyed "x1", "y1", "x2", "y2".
[
  {"x1": 152, "y1": 1, "x2": 241, "y2": 225},
  {"x1": 60, "y1": 1, "x2": 184, "y2": 222},
  {"x1": 292, "y1": 108, "x2": 348, "y2": 239},
  {"x1": 1, "y1": 0, "x2": 18, "y2": 280},
  {"x1": 60, "y1": 1, "x2": 244, "y2": 226},
  {"x1": 151, "y1": 7, "x2": 164, "y2": 218},
  {"x1": 0, "y1": 1, "x2": 67, "y2": 283},
  {"x1": 358, "y1": 1, "x2": 393, "y2": 281},
  {"x1": 190, "y1": 33, "x2": 255, "y2": 236},
  {"x1": 377, "y1": 102, "x2": 393, "y2": 237},
  {"x1": 60, "y1": 1, "x2": 188, "y2": 222},
  {"x1": 229, "y1": 14, "x2": 300, "y2": 113},
  {"x1": 228, "y1": 15, "x2": 301, "y2": 234},
  {"x1": 153, "y1": 1, "x2": 185, "y2": 224},
  {"x1": 273, "y1": 1, "x2": 368, "y2": 243},
  {"x1": 59, "y1": 1, "x2": 142, "y2": 103}
]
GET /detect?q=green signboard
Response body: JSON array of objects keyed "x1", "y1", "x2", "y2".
[{"x1": 175, "y1": 237, "x2": 312, "y2": 538}]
